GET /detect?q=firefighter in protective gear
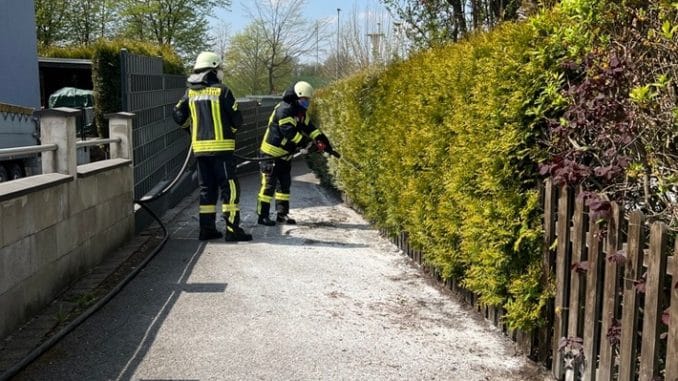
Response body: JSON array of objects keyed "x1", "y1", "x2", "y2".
[
  {"x1": 256, "y1": 81, "x2": 332, "y2": 226},
  {"x1": 172, "y1": 51, "x2": 252, "y2": 242}
]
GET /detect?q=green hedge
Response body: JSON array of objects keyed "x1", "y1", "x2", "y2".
[
  {"x1": 313, "y1": 2, "x2": 601, "y2": 330},
  {"x1": 41, "y1": 39, "x2": 183, "y2": 137}
]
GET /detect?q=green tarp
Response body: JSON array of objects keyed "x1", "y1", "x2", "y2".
[{"x1": 48, "y1": 87, "x2": 94, "y2": 109}]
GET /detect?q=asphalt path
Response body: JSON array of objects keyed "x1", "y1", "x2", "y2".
[{"x1": 13, "y1": 160, "x2": 551, "y2": 381}]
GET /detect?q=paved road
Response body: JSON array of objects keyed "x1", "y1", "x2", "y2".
[{"x1": 13, "y1": 160, "x2": 550, "y2": 381}]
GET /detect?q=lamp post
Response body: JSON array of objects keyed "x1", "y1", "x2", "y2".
[
  {"x1": 336, "y1": 8, "x2": 341, "y2": 79},
  {"x1": 367, "y1": 22, "x2": 384, "y2": 65}
]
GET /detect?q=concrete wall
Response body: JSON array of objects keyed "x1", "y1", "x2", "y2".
[{"x1": 0, "y1": 110, "x2": 135, "y2": 340}]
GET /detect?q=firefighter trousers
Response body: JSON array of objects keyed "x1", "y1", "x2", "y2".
[
  {"x1": 257, "y1": 157, "x2": 291, "y2": 218},
  {"x1": 197, "y1": 153, "x2": 242, "y2": 233}
]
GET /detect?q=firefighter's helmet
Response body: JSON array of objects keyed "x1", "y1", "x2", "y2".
[
  {"x1": 294, "y1": 81, "x2": 314, "y2": 99},
  {"x1": 193, "y1": 51, "x2": 222, "y2": 72}
]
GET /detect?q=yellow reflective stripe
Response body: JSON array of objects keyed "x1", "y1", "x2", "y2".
[
  {"x1": 222, "y1": 204, "x2": 240, "y2": 213},
  {"x1": 232, "y1": 100, "x2": 239, "y2": 111},
  {"x1": 279, "y1": 116, "x2": 297, "y2": 126},
  {"x1": 189, "y1": 100, "x2": 198, "y2": 142},
  {"x1": 192, "y1": 140, "x2": 235, "y2": 152},
  {"x1": 258, "y1": 174, "x2": 273, "y2": 202},
  {"x1": 291, "y1": 132, "x2": 303, "y2": 144},
  {"x1": 224, "y1": 178, "x2": 239, "y2": 228},
  {"x1": 304, "y1": 114, "x2": 311, "y2": 124},
  {"x1": 274, "y1": 192, "x2": 290, "y2": 201},
  {"x1": 199, "y1": 205, "x2": 217, "y2": 213},
  {"x1": 261, "y1": 141, "x2": 290, "y2": 156},
  {"x1": 189, "y1": 87, "x2": 221, "y2": 96},
  {"x1": 309, "y1": 129, "x2": 322, "y2": 139},
  {"x1": 211, "y1": 96, "x2": 224, "y2": 140},
  {"x1": 228, "y1": 179, "x2": 237, "y2": 206}
]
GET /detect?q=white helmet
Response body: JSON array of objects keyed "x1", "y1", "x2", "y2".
[
  {"x1": 294, "y1": 81, "x2": 314, "y2": 99},
  {"x1": 193, "y1": 51, "x2": 222, "y2": 72}
]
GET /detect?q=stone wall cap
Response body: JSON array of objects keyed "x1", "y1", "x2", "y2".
[
  {"x1": 0, "y1": 173, "x2": 73, "y2": 202},
  {"x1": 77, "y1": 158, "x2": 132, "y2": 178},
  {"x1": 34, "y1": 108, "x2": 82, "y2": 117},
  {"x1": 104, "y1": 112, "x2": 135, "y2": 119}
]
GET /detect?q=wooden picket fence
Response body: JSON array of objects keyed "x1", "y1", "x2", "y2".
[
  {"x1": 545, "y1": 180, "x2": 678, "y2": 381},
  {"x1": 359, "y1": 177, "x2": 677, "y2": 381}
]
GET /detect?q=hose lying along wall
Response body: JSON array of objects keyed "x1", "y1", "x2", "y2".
[
  {"x1": 0, "y1": 147, "x2": 192, "y2": 381},
  {"x1": 0, "y1": 143, "x2": 341, "y2": 380}
]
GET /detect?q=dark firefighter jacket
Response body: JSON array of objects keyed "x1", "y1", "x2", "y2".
[
  {"x1": 172, "y1": 71, "x2": 243, "y2": 155},
  {"x1": 260, "y1": 88, "x2": 325, "y2": 159}
]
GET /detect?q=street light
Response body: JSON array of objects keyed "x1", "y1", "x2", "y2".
[
  {"x1": 336, "y1": 8, "x2": 341, "y2": 79},
  {"x1": 367, "y1": 23, "x2": 384, "y2": 65}
]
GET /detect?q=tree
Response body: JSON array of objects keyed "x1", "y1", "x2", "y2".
[
  {"x1": 210, "y1": 20, "x2": 231, "y2": 59},
  {"x1": 35, "y1": 0, "x2": 70, "y2": 47},
  {"x1": 36, "y1": 0, "x2": 119, "y2": 47},
  {"x1": 381, "y1": 0, "x2": 525, "y2": 49},
  {"x1": 117, "y1": 0, "x2": 231, "y2": 62},
  {"x1": 244, "y1": 0, "x2": 318, "y2": 94},
  {"x1": 67, "y1": 0, "x2": 118, "y2": 45},
  {"x1": 222, "y1": 24, "x2": 271, "y2": 96}
]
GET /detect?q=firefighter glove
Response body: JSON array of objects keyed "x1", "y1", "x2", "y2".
[{"x1": 315, "y1": 135, "x2": 331, "y2": 153}]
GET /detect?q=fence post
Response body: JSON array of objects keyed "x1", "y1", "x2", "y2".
[
  {"x1": 639, "y1": 222, "x2": 668, "y2": 380},
  {"x1": 598, "y1": 203, "x2": 623, "y2": 381},
  {"x1": 553, "y1": 185, "x2": 574, "y2": 379},
  {"x1": 567, "y1": 187, "x2": 587, "y2": 338},
  {"x1": 618, "y1": 211, "x2": 644, "y2": 381},
  {"x1": 666, "y1": 242, "x2": 678, "y2": 381},
  {"x1": 583, "y1": 216, "x2": 605, "y2": 381},
  {"x1": 37, "y1": 107, "x2": 79, "y2": 176},
  {"x1": 542, "y1": 179, "x2": 558, "y2": 369},
  {"x1": 106, "y1": 112, "x2": 135, "y2": 160}
]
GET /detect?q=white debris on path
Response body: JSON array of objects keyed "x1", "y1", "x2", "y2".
[{"x1": 15, "y1": 160, "x2": 553, "y2": 381}]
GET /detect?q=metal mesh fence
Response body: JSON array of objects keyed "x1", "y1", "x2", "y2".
[
  {"x1": 120, "y1": 51, "x2": 188, "y2": 199},
  {"x1": 120, "y1": 51, "x2": 280, "y2": 200}
]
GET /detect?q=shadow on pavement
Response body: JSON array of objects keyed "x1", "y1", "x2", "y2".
[{"x1": 14, "y1": 240, "x2": 217, "y2": 381}]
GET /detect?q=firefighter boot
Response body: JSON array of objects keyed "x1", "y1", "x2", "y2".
[
  {"x1": 275, "y1": 200, "x2": 295, "y2": 224},
  {"x1": 276, "y1": 214, "x2": 296, "y2": 225},
  {"x1": 257, "y1": 202, "x2": 276, "y2": 226},
  {"x1": 198, "y1": 214, "x2": 223, "y2": 240},
  {"x1": 225, "y1": 226, "x2": 253, "y2": 242}
]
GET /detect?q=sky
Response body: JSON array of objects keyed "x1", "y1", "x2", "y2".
[{"x1": 211, "y1": 0, "x2": 390, "y2": 39}]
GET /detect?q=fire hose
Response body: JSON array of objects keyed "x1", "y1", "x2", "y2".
[{"x1": 0, "y1": 139, "x2": 341, "y2": 380}]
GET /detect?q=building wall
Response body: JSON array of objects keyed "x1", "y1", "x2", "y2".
[{"x1": 0, "y1": 0, "x2": 40, "y2": 108}]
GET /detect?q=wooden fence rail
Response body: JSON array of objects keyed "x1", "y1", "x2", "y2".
[{"x1": 546, "y1": 180, "x2": 678, "y2": 381}]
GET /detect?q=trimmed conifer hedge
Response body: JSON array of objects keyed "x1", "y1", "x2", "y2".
[{"x1": 313, "y1": 2, "x2": 602, "y2": 330}]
